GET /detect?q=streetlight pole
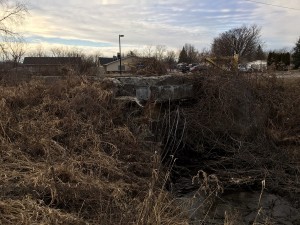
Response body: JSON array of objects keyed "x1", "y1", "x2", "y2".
[{"x1": 119, "y1": 34, "x2": 124, "y2": 75}]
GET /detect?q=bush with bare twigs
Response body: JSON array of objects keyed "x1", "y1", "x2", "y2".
[
  {"x1": 153, "y1": 71, "x2": 299, "y2": 201},
  {"x1": 131, "y1": 58, "x2": 168, "y2": 76}
]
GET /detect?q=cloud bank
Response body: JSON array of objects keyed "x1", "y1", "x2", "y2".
[{"x1": 20, "y1": 0, "x2": 300, "y2": 55}]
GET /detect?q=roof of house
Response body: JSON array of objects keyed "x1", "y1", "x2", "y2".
[
  {"x1": 99, "y1": 57, "x2": 117, "y2": 65},
  {"x1": 23, "y1": 57, "x2": 82, "y2": 65}
]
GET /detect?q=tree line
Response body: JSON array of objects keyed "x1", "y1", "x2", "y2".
[{"x1": 178, "y1": 25, "x2": 300, "y2": 70}]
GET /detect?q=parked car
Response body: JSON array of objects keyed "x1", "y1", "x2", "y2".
[
  {"x1": 238, "y1": 64, "x2": 256, "y2": 73},
  {"x1": 238, "y1": 64, "x2": 248, "y2": 72},
  {"x1": 177, "y1": 63, "x2": 189, "y2": 73}
]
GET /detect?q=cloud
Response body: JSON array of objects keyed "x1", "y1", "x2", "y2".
[
  {"x1": 19, "y1": 0, "x2": 300, "y2": 56},
  {"x1": 23, "y1": 0, "x2": 218, "y2": 55},
  {"x1": 243, "y1": 0, "x2": 300, "y2": 50}
]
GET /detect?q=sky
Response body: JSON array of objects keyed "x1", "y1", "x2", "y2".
[{"x1": 18, "y1": 0, "x2": 300, "y2": 56}]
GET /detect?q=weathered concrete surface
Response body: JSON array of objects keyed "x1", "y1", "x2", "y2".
[
  {"x1": 135, "y1": 84, "x2": 193, "y2": 101},
  {"x1": 103, "y1": 75, "x2": 197, "y2": 102}
]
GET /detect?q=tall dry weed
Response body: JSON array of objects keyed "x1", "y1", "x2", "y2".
[
  {"x1": 0, "y1": 77, "x2": 188, "y2": 224},
  {"x1": 154, "y1": 72, "x2": 299, "y2": 201}
]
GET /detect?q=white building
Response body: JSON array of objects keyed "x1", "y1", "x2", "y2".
[{"x1": 103, "y1": 56, "x2": 137, "y2": 73}]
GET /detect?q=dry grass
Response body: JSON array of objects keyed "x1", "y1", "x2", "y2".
[
  {"x1": 0, "y1": 76, "x2": 188, "y2": 224},
  {"x1": 0, "y1": 197, "x2": 86, "y2": 225},
  {"x1": 0, "y1": 70, "x2": 299, "y2": 225}
]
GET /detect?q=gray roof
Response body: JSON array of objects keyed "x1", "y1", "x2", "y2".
[
  {"x1": 23, "y1": 57, "x2": 82, "y2": 65},
  {"x1": 99, "y1": 57, "x2": 117, "y2": 65},
  {"x1": 102, "y1": 56, "x2": 137, "y2": 66}
]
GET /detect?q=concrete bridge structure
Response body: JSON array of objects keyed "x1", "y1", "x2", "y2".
[{"x1": 102, "y1": 74, "x2": 198, "y2": 103}]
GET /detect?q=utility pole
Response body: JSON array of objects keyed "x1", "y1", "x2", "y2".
[{"x1": 119, "y1": 34, "x2": 124, "y2": 75}]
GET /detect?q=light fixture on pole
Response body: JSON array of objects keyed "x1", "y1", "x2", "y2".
[{"x1": 119, "y1": 34, "x2": 124, "y2": 75}]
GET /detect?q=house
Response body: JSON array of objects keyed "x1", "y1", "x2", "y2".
[
  {"x1": 23, "y1": 57, "x2": 82, "y2": 74},
  {"x1": 98, "y1": 56, "x2": 118, "y2": 66},
  {"x1": 102, "y1": 56, "x2": 137, "y2": 73}
]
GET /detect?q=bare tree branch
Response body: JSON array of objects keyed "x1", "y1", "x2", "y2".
[
  {"x1": 4, "y1": 36, "x2": 27, "y2": 63},
  {"x1": 211, "y1": 25, "x2": 262, "y2": 62},
  {"x1": 0, "y1": 0, "x2": 28, "y2": 36},
  {"x1": 0, "y1": 0, "x2": 28, "y2": 57}
]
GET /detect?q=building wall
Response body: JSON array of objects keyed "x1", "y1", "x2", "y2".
[
  {"x1": 105, "y1": 57, "x2": 137, "y2": 73},
  {"x1": 24, "y1": 65, "x2": 60, "y2": 74},
  {"x1": 23, "y1": 64, "x2": 78, "y2": 76}
]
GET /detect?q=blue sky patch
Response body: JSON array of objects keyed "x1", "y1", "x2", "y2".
[{"x1": 25, "y1": 35, "x2": 113, "y2": 48}]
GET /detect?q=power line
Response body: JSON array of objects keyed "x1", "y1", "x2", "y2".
[{"x1": 244, "y1": 0, "x2": 300, "y2": 11}]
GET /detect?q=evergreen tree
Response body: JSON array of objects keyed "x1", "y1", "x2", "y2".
[
  {"x1": 255, "y1": 45, "x2": 266, "y2": 60},
  {"x1": 178, "y1": 47, "x2": 188, "y2": 63},
  {"x1": 267, "y1": 51, "x2": 290, "y2": 70},
  {"x1": 267, "y1": 51, "x2": 274, "y2": 66},
  {"x1": 184, "y1": 43, "x2": 198, "y2": 64},
  {"x1": 292, "y1": 37, "x2": 300, "y2": 69},
  {"x1": 283, "y1": 53, "x2": 291, "y2": 66}
]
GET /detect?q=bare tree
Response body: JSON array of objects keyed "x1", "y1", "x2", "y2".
[
  {"x1": 0, "y1": 41, "x2": 8, "y2": 60},
  {"x1": 28, "y1": 45, "x2": 48, "y2": 57},
  {"x1": 211, "y1": 25, "x2": 262, "y2": 61},
  {"x1": 184, "y1": 43, "x2": 198, "y2": 63},
  {"x1": 0, "y1": 0, "x2": 28, "y2": 37},
  {"x1": 50, "y1": 46, "x2": 83, "y2": 57},
  {"x1": 50, "y1": 47, "x2": 66, "y2": 57},
  {"x1": 127, "y1": 49, "x2": 139, "y2": 57},
  {"x1": 164, "y1": 50, "x2": 177, "y2": 70},
  {"x1": 65, "y1": 47, "x2": 83, "y2": 57},
  {"x1": 143, "y1": 45, "x2": 154, "y2": 58},
  {"x1": 4, "y1": 36, "x2": 27, "y2": 65},
  {"x1": 0, "y1": 0, "x2": 28, "y2": 59},
  {"x1": 154, "y1": 45, "x2": 166, "y2": 61},
  {"x1": 91, "y1": 50, "x2": 102, "y2": 66},
  {"x1": 198, "y1": 48, "x2": 211, "y2": 59}
]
